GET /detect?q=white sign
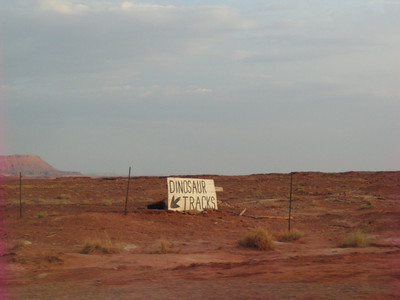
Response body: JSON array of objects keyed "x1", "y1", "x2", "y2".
[{"x1": 167, "y1": 177, "x2": 218, "y2": 211}]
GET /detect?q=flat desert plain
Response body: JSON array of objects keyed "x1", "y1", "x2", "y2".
[{"x1": 1, "y1": 172, "x2": 399, "y2": 299}]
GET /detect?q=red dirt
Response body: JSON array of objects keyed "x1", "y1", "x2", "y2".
[{"x1": 1, "y1": 172, "x2": 400, "y2": 299}]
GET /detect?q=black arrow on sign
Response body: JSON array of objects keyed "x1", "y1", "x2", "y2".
[{"x1": 170, "y1": 196, "x2": 181, "y2": 209}]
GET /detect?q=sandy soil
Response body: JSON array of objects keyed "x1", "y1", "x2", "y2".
[{"x1": 1, "y1": 172, "x2": 399, "y2": 299}]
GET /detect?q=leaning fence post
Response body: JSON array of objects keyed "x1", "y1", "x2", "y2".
[
  {"x1": 288, "y1": 172, "x2": 293, "y2": 232},
  {"x1": 19, "y1": 172, "x2": 23, "y2": 218},
  {"x1": 124, "y1": 167, "x2": 131, "y2": 215}
]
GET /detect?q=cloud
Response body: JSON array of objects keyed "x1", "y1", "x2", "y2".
[
  {"x1": 232, "y1": 45, "x2": 351, "y2": 63},
  {"x1": 3, "y1": 1, "x2": 400, "y2": 174},
  {"x1": 101, "y1": 84, "x2": 135, "y2": 92},
  {"x1": 100, "y1": 84, "x2": 214, "y2": 99},
  {"x1": 31, "y1": 0, "x2": 256, "y2": 32},
  {"x1": 199, "y1": 5, "x2": 256, "y2": 30},
  {"x1": 117, "y1": 1, "x2": 175, "y2": 11},
  {"x1": 0, "y1": 0, "x2": 260, "y2": 102},
  {"x1": 192, "y1": 88, "x2": 212, "y2": 93},
  {"x1": 36, "y1": 0, "x2": 90, "y2": 14},
  {"x1": 366, "y1": 0, "x2": 400, "y2": 12},
  {"x1": 267, "y1": 4, "x2": 294, "y2": 11}
]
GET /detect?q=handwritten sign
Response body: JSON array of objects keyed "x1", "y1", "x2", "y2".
[{"x1": 167, "y1": 177, "x2": 218, "y2": 211}]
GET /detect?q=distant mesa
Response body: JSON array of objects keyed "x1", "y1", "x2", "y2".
[{"x1": 0, "y1": 154, "x2": 82, "y2": 177}]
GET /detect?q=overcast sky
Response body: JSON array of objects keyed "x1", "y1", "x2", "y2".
[{"x1": 1, "y1": 0, "x2": 399, "y2": 175}]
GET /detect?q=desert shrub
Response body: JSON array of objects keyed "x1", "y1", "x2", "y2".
[
  {"x1": 31, "y1": 198, "x2": 46, "y2": 203},
  {"x1": 278, "y1": 229, "x2": 304, "y2": 242},
  {"x1": 359, "y1": 198, "x2": 375, "y2": 209},
  {"x1": 12, "y1": 240, "x2": 25, "y2": 250},
  {"x1": 56, "y1": 194, "x2": 71, "y2": 200},
  {"x1": 341, "y1": 229, "x2": 370, "y2": 248},
  {"x1": 48, "y1": 211, "x2": 61, "y2": 216},
  {"x1": 102, "y1": 200, "x2": 112, "y2": 206},
  {"x1": 238, "y1": 227, "x2": 275, "y2": 250},
  {"x1": 152, "y1": 238, "x2": 182, "y2": 254},
  {"x1": 11, "y1": 239, "x2": 32, "y2": 251},
  {"x1": 81, "y1": 236, "x2": 119, "y2": 254},
  {"x1": 155, "y1": 238, "x2": 170, "y2": 254},
  {"x1": 59, "y1": 201, "x2": 72, "y2": 205},
  {"x1": 42, "y1": 254, "x2": 64, "y2": 264},
  {"x1": 36, "y1": 211, "x2": 48, "y2": 219}
]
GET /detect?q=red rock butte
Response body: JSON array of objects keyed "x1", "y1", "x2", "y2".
[{"x1": 0, "y1": 154, "x2": 81, "y2": 177}]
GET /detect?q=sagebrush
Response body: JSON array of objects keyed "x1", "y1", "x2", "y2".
[
  {"x1": 156, "y1": 238, "x2": 170, "y2": 254},
  {"x1": 238, "y1": 227, "x2": 275, "y2": 250},
  {"x1": 81, "y1": 233, "x2": 120, "y2": 254},
  {"x1": 341, "y1": 229, "x2": 370, "y2": 248},
  {"x1": 278, "y1": 229, "x2": 304, "y2": 242}
]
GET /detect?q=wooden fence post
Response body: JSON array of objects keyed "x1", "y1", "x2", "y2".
[{"x1": 124, "y1": 167, "x2": 131, "y2": 215}]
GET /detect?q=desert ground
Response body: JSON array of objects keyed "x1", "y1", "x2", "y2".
[{"x1": 1, "y1": 172, "x2": 399, "y2": 299}]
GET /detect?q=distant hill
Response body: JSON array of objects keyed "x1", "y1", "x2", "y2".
[{"x1": 0, "y1": 154, "x2": 82, "y2": 177}]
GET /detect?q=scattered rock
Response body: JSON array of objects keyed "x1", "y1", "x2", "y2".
[{"x1": 37, "y1": 273, "x2": 48, "y2": 279}]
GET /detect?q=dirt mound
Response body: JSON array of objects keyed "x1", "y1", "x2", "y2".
[{"x1": 0, "y1": 154, "x2": 81, "y2": 177}]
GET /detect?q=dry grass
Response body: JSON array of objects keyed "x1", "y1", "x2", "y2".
[
  {"x1": 40, "y1": 253, "x2": 64, "y2": 264},
  {"x1": 11, "y1": 239, "x2": 32, "y2": 251},
  {"x1": 81, "y1": 238, "x2": 116, "y2": 254},
  {"x1": 10, "y1": 252, "x2": 64, "y2": 266},
  {"x1": 155, "y1": 238, "x2": 170, "y2": 254},
  {"x1": 31, "y1": 198, "x2": 46, "y2": 204},
  {"x1": 341, "y1": 229, "x2": 370, "y2": 248},
  {"x1": 58, "y1": 200, "x2": 72, "y2": 205},
  {"x1": 278, "y1": 229, "x2": 304, "y2": 242},
  {"x1": 35, "y1": 211, "x2": 61, "y2": 218},
  {"x1": 49, "y1": 211, "x2": 61, "y2": 217},
  {"x1": 152, "y1": 238, "x2": 182, "y2": 254},
  {"x1": 359, "y1": 198, "x2": 376, "y2": 209},
  {"x1": 36, "y1": 211, "x2": 48, "y2": 219},
  {"x1": 238, "y1": 227, "x2": 275, "y2": 250},
  {"x1": 81, "y1": 233, "x2": 120, "y2": 254},
  {"x1": 101, "y1": 200, "x2": 112, "y2": 206}
]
